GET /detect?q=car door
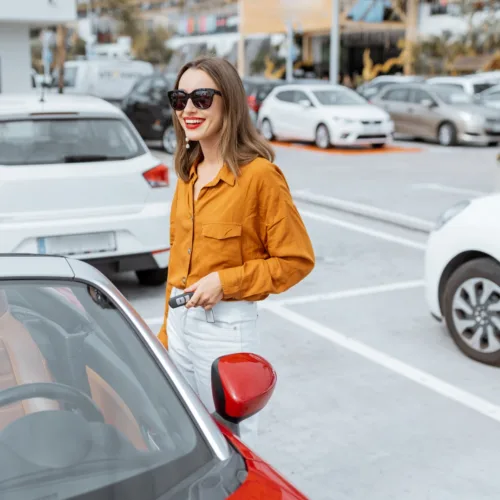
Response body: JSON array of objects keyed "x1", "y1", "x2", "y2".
[
  {"x1": 408, "y1": 88, "x2": 441, "y2": 138},
  {"x1": 377, "y1": 87, "x2": 411, "y2": 134},
  {"x1": 124, "y1": 77, "x2": 154, "y2": 137},
  {"x1": 290, "y1": 89, "x2": 317, "y2": 141},
  {"x1": 269, "y1": 90, "x2": 296, "y2": 139}
]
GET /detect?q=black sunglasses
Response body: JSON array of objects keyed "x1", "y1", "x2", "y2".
[{"x1": 168, "y1": 88, "x2": 222, "y2": 111}]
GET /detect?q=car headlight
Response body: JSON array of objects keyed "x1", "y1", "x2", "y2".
[
  {"x1": 434, "y1": 200, "x2": 471, "y2": 230},
  {"x1": 458, "y1": 111, "x2": 484, "y2": 126}
]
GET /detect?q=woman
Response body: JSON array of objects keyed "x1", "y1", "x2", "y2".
[{"x1": 158, "y1": 57, "x2": 315, "y2": 446}]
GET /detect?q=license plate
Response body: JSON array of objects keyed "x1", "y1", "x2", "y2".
[
  {"x1": 491, "y1": 124, "x2": 500, "y2": 132},
  {"x1": 364, "y1": 125, "x2": 381, "y2": 133},
  {"x1": 37, "y1": 232, "x2": 117, "y2": 256}
]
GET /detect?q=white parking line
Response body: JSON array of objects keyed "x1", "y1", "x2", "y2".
[
  {"x1": 412, "y1": 183, "x2": 487, "y2": 197},
  {"x1": 262, "y1": 303, "x2": 500, "y2": 424},
  {"x1": 299, "y1": 209, "x2": 427, "y2": 250},
  {"x1": 270, "y1": 280, "x2": 424, "y2": 307}
]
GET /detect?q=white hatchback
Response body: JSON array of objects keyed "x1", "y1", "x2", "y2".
[
  {"x1": 0, "y1": 93, "x2": 171, "y2": 286},
  {"x1": 425, "y1": 193, "x2": 500, "y2": 366},
  {"x1": 257, "y1": 83, "x2": 394, "y2": 149}
]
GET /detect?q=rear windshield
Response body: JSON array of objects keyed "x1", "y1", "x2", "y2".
[
  {"x1": 0, "y1": 118, "x2": 146, "y2": 166},
  {"x1": 473, "y1": 83, "x2": 496, "y2": 94}
]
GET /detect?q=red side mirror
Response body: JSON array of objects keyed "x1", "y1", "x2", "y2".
[{"x1": 211, "y1": 353, "x2": 277, "y2": 424}]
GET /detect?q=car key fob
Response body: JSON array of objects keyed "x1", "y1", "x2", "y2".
[{"x1": 169, "y1": 292, "x2": 193, "y2": 308}]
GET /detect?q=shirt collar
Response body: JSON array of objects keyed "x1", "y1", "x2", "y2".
[{"x1": 189, "y1": 161, "x2": 235, "y2": 187}]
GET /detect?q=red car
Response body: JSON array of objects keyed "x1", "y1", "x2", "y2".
[{"x1": 0, "y1": 254, "x2": 307, "y2": 499}]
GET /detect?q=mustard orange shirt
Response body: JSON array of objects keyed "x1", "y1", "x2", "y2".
[{"x1": 158, "y1": 157, "x2": 315, "y2": 348}]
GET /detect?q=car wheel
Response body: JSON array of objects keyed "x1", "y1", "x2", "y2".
[
  {"x1": 315, "y1": 124, "x2": 330, "y2": 149},
  {"x1": 162, "y1": 124, "x2": 176, "y2": 154},
  {"x1": 136, "y1": 268, "x2": 168, "y2": 287},
  {"x1": 443, "y1": 258, "x2": 500, "y2": 366},
  {"x1": 437, "y1": 122, "x2": 457, "y2": 147},
  {"x1": 371, "y1": 143, "x2": 386, "y2": 149},
  {"x1": 261, "y1": 119, "x2": 274, "y2": 141}
]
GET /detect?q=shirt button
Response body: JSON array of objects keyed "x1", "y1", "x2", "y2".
[
  {"x1": 187, "y1": 248, "x2": 192, "y2": 255},
  {"x1": 182, "y1": 277, "x2": 186, "y2": 285},
  {"x1": 190, "y1": 215, "x2": 193, "y2": 221}
]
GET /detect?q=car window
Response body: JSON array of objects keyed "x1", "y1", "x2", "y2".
[
  {"x1": 293, "y1": 90, "x2": 312, "y2": 104},
  {"x1": 381, "y1": 87, "x2": 410, "y2": 102},
  {"x1": 0, "y1": 118, "x2": 146, "y2": 166},
  {"x1": 313, "y1": 89, "x2": 367, "y2": 105},
  {"x1": 0, "y1": 280, "x2": 214, "y2": 499},
  {"x1": 256, "y1": 84, "x2": 279, "y2": 102},
  {"x1": 410, "y1": 89, "x2": 435, "y2": 105},
  {"x1": 432, "y1": 86, "x2": 474, "y2": 105},
  {"x1": 275, "y1": 90, "x2": 295, "y2": 103},
  {"x1": 134, "y1": 77, "x2": 153, "y2": 94},
  {"x1": 473, "y1": 83, "x2": 495, "y2": 94}
]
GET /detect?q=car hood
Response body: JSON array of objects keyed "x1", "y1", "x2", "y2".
[
  {"x1": 451, "y1": 104, "x2": 500, "y2": 119},
  {"x1": 217, "y1": 424, "x2": 307, "y2": 499},
  {"x1": 326, "y1": 105, "x2": 389, "y2": 120}
]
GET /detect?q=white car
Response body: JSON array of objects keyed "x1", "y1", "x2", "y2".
[
  {"x1": 425, "y1": 193, "x2": 500, "y2": 365},
  {"x1": 257, "y1": 83, "x2": 394, "y2": 149},
  {"x1": 0, "y1": 93, "x2": 171, "y2": 286}
]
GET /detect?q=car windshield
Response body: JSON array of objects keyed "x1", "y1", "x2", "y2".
[
  {"x1": 313, "y1": 89, "x2": 367, "y2": 106},
  {"x1": 0, "y1": 118, "x2": 146, "y2": 166},
  {"x1": 432, "y1": 87, "x2": 475, "y2": 105},
  {"x1": 0, "y1": 280, "x2": 214, "y2": 500}
]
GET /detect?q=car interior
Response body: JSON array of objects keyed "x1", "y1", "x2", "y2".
[{"x1": 0, "y1": 283, "x2": 213, "y2": 497}]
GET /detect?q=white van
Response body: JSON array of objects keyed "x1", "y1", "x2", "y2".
[{"x1": 51, "y1": 59, "x2": 154, "y2": 104}]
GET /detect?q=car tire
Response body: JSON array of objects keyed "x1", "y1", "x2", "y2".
[
  {"x1": 315, "y1": 124, "x2": 330, "y2": 149},
  {"x1": 442, "y1": 257, "x2": 500, "y2": 366},
  {"x1": 371, "y1": 143, "x2": 386, "y2": 149},
  {"x1": 136, "y1": 268, "x2": 168, "y2": 287},
  {"x1": 261, "y1": 119, "x2": 275, "y2": 141},
  {"x1": 162, "y1": 124, "x2": 176, "y2": 154},
  {"x1": 437, "y1": 122, "x2": 457, "y2": 147}
]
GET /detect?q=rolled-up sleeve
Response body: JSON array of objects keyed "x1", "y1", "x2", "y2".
[{"x1": 218, "y1": 164, "x2": 315, "y2": 300}]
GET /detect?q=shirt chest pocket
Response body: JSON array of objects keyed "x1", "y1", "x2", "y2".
[{"x1": 201, "y1": 223, "x2": 243, "y2": 267}]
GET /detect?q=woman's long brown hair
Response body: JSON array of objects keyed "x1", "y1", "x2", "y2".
[{"x1": 171, "y1": 57, "x2": 275, "y2": 182}]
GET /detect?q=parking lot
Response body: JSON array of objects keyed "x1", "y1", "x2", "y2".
[{"x1": 108, "y1": 141, "x2": 500, "y2": 499}]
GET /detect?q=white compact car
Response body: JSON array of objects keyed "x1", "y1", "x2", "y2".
[
  {"x1": 425, "y1": 193, "x2": 500, "y2": 365},
  {"x1": 0, "y1": 93, "x2": 171, "y2": 286},
  {"x1": 257, "y1": 83, "x2": 394, "y2": 149}
]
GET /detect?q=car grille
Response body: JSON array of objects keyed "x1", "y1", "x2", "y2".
[{"x1": 361, "y1": 120, "x2": 382, "y2": 125}]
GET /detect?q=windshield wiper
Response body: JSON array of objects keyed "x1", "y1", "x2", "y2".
[{"x1": 63, "y1": 155, "x2": 127, "y2": 163}]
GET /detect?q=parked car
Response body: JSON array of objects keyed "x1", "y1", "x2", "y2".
[
  {"x1": 477, "y1": 84, "x2": 500, "y2": 110},
  {"x1": 50, "y1": 59, "x2": 154, "y2": 105},
  {"x1": 372, "y1": 83, "x2": 500, "y2": 146},
  {"x1": 425, "y1": 193, "x2": 500, "y2": 366},
  {"x1": 356, "y1": 75, "x2": 426, "y2": 101},
  {"x1": 122, "y1": 73, "x2": 176, "y2": 154},
  {"x1": 0, "y1": 254, "x2": 307, "y2": 499},
  {"x1": 242, "y1": 77, "x2": 284, "y2": 125},
  {"x1": 426, "y1": 73, "x2": 500, "y2": 96},
  {"x1": 258, "y1": 83, "x2": 394, "y2": 149},
  {"x1": 0, "y1": 93, "x2": 171, "y2": 286}
]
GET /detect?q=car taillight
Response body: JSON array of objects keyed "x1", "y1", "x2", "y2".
[
  {"x1": 143, "y1": 163, "x2": 169, "y2": 188},
  {"x1": 247, "y1": 95, "x2": 259, "y2": 113}
]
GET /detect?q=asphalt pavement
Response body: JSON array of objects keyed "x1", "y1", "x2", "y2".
[{"x1": 115, "y1": 141, "x2": 500, "y2": 499}]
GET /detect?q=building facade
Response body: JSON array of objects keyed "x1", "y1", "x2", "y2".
[{"x1": 0, "y1": 0, "x2": 77, "y2": 93}]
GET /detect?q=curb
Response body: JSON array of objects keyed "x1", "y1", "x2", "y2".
[{"x1": 292, "y1": 190, "x2": 434, "y2": 234}]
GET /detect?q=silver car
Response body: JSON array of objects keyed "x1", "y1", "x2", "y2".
[{"x1": 372, "y1": 83, "x2": 500, "y2": 146}]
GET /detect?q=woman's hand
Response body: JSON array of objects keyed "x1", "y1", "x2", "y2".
[{"x1": 185, "y1": 272, "x2": 223, "y2": 310}]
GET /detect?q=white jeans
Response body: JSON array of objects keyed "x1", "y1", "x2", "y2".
[{"x1": 167, "y1": 287, "x2": 260, "y2": 448}]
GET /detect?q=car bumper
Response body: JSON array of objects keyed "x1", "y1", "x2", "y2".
[
  {"x1": 459, "y1": 127, "x2": 500, "y2": 145},
  {"x1": 330, "y1": 121, "x2": 394, "y2": 146},
  {"x1": 2, "y1": 202, "x2": 170, "y2": 271}
]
